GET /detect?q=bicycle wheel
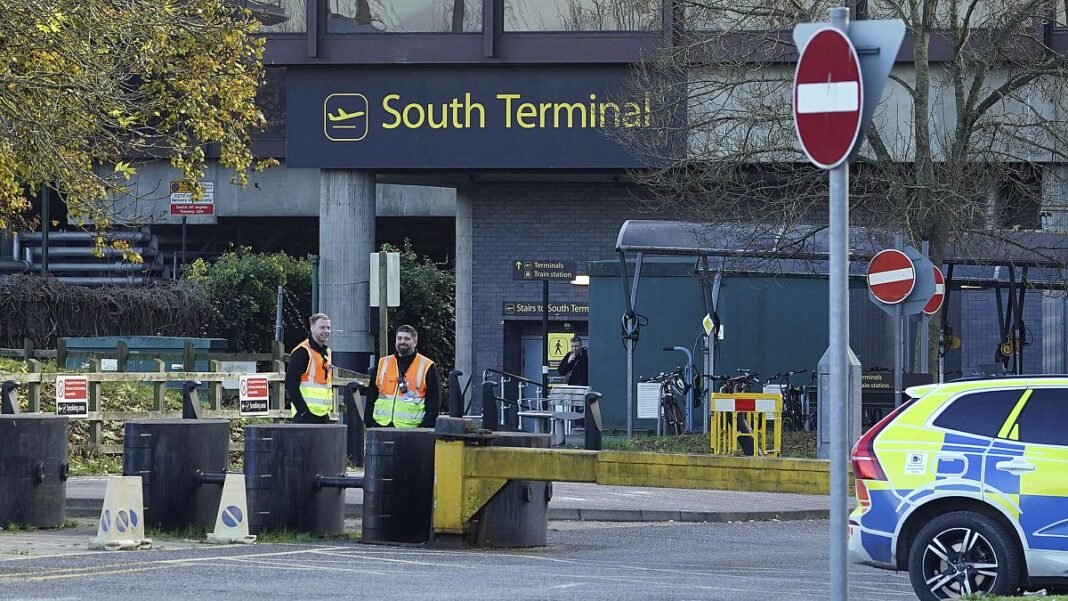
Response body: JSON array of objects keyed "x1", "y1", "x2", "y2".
[{"x1": 663, "y1": 399, "x2": 685, "y2": 435}]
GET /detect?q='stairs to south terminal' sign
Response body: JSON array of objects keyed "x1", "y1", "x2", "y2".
[{"x1": 287, "y1": 66, "x2": 673, "y2": 169}]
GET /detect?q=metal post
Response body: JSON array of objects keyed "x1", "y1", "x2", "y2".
[
  {"x1": 181, "y1": 216, "x2": 187, "y2": 267},
  {"x1": 827, "y1": 11, "x2": 851, "y2": 601},
  {"x1": 481, "y1": 381, "x2": 498, "y2": 431},
  {"x1": 894, "y1": 303, "x2": 903, "y2": 406},
  {"x1": 919, "y1": 240, "x2": 930, "y2": 373},
  {"x1": 448, "y1": 370, "x2": 464, "y2": 418},
  {"x1": 584, "y1": 391, "x2": 603, "y2": 450},
  {"x1": 40, "y1": 189, "x2": 49, "y2": 274},
  {"x1": 541, "y1": 280, "x2": 549, "y2": 389},
  {"x1": 182, "y1": 380, "x2": 202, "y2": 419},
  {"x1": 274, "y1": 284, "x2": 284, "y2": 343},
  {"x1": 2, "y1": 380, "x2": 20, "y2": 414},
  {"x1": 626, "y1": 338, "x2": 634, "y2": 438},
  {"x1": 378, "y1": 253, "x2": 388, "y2": 358},
  {"x1": 310, "y1": 254, "x2": 320, "y2": 313}
]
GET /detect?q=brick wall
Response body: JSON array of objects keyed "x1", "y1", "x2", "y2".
[{"x1": 470, "y1": 181, "x2": 657, "y2": 386}]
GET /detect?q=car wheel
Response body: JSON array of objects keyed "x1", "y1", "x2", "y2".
[{"x1": 907, "y1": 511, "x2": 1022, "y2": 601}]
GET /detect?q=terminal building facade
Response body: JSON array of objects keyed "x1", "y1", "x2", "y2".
[{"x1": 7, "y1": 0, "x2": 1068, "y2": 427}]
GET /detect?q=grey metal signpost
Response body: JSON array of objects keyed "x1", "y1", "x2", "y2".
[{"x1": 793, "y1": 10, "x2": 904, "y2": 601}]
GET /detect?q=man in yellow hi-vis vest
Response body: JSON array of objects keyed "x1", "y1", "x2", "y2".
[
  {"x1": 365, "y1": 324, "x2": 441, "y2": 429},
  {"x1": 285, "y1": 313, "x2": 333, "y2": 423}
]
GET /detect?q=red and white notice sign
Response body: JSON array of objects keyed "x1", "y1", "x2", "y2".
[
  {"x1": 239, "y1": 375, "x2": 270, "y2": 416},
  {"x1": 55, "y1": 375, "x2": 89, "y2": 418}
]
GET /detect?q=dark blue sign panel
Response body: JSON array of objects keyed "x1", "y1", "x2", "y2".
[{"x1": 286, "y1": 66, "x2": 659, "y2": 169}]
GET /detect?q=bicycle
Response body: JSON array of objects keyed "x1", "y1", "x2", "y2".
[
  {"x1": 640, "y1": 369, "x2": 687, "y2": 436},
  {"x1": 767, "y1": 369, "x2": 810, "y2": 432}
]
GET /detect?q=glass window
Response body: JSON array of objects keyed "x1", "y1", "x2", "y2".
[
  {"x1": 683, "y1": 0, "x2": 816, "y2": 32},
  {"x1": 505, "y1": 0, "x2": 660, "y2": 31},
  {"x1": 932, "y1": 389, "x2": 1023, "y2": 438},
  {"x1": 1013, "y1": 389, "x2": 1068, "y2": 446},
  {"x1": 327, "y1": 0, "x2": 482, "y2": 33},
  {"x1": 246, "y1": 0, "x2": 308, "y2": 33}
]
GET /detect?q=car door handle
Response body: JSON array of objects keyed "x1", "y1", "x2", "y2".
[{"x1": 995, "y1": 458, "x2": 1036, "y2": 474}]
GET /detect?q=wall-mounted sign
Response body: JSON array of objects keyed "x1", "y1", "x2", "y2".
[
  {"x1": 502, "y1": 301, "x2": 588, "y2": 319},
  {"x1": 55, "y1": 375, "x2": 89, "y2": 418},
  {"x1": 287, "y1": 66, "x2": 674, "y2": 169}
]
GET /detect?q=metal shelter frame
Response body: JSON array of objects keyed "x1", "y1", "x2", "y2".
[{"x1": 614, "y1": 220, "x2": 1068, "y2": 428}]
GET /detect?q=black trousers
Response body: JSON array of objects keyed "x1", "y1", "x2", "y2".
[{"x1": 291, "y1": 411, "x2": 331, "y2": 424}]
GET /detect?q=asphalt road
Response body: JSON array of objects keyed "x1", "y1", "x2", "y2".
[{"x1": 0, "y1": 520, "x2": 913, "y2": 601}]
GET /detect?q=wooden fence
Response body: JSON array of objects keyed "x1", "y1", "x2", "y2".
[
  {"x1": 1, "y1": 340, "x2": 368, "y2": 453},
  {"x1": 0, "y1": 337, "x2": 286, "y2": 367}
]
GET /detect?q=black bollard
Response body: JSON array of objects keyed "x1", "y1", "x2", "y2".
[
  {"x1": 481, "y1": 380, "x2": 498, "y2": 431},
  {"x1": 245, "y1": 424, "x2": 347, "y2": 536},
  {"x1": 448, "y1": 370, "x2": 464, "y2": 418},
  {"x1": 123, "y1": 420, "x2": 230, "y2": 530},
  {"x1": 182, "y1": 380, "x2": 202, "y2": 419},
  {"x1": 584, "y1": 391, "x2": 603, "y2": 450},
  {"x1": 362, "y1": 428, "x2": 437, "y2": 544},
  {"x1": 342, "y1": 382, "x2": 364, "y2": 466},
  {"x1": 2, "y1": 380, "x2": 20, "y2": 414}
]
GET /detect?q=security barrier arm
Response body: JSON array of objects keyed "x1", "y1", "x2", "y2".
[{"x1": 432, "y1": 437, "x2": 834, "y2": 535}]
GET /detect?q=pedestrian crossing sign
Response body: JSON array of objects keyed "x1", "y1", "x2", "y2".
[{"x1": 547, "y1": 333, "x2": 574, "y2": 364}]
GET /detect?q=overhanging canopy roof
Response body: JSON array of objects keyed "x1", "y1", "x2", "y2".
[{"x1": 615, "y1": 220, "x2": 1068, "y2": 286}]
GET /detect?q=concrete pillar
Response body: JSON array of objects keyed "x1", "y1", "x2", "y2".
[
  {"x1": 320, "y1": 169, "x2": 375, "y2": 371},
  {"x1": 455, "y1": 185, "x2": 474, "y2": 400}
]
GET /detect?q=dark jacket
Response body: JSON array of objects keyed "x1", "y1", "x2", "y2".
[{"x1": 558, "y1": 348, "x2": 588, "y2": 386}]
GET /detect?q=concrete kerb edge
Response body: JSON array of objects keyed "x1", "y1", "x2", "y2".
[{"x1": 66, "y1": 499, "x2": 830, "y2": 524}]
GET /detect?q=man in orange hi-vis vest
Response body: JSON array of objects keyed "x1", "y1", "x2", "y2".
[
  {"x1": 364, "y1": 324, "x2": 442, "y2": 429},
  {"x1": 285, "y1": 313, "x2": 334, "y2": 423}
]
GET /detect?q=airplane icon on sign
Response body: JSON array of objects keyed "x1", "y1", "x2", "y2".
[
  {"x1": 328, "y1": 108, "x2": 365, "y2": 122},
  {"x1": 324, "y1": 93, "x2": 369, "y2": 141}
]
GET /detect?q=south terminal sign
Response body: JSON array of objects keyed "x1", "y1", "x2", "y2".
[{"x1": 287, "y1": 66, "x2": 669, "y2": 169}]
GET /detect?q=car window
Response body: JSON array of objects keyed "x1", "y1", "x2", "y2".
[
  {"x1": 932, "y1": 389, "x2": 1023, "y2": 437},
  {"x1": 1012, "y1": 388, "x2": 1068, "y2": 446}
]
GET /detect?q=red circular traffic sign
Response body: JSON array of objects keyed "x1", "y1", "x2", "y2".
[
  {"x1": 922, "y1": 266, "x2": 945, "y2": 315},
  {"x1": 867, "y1": 249, "x2": 916, "y2": 304},
  {"x1": 794, "y1": 28, "x2": 863, "y2": 169}
]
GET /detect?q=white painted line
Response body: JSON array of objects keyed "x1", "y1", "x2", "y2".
[
  {"x1": 868, "y1": 268, "x2": 914, "y2": 285},
  {"x1": 796, "y1": 81, "x2": 859, "y2": 114}
]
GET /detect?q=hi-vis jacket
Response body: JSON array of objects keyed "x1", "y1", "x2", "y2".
[
  {"x1": 372, "y1": 353, "x2": 433, "y2": 428},
  {"x1": 292, "y1": 339, "x2": 332, "y2": 417}
]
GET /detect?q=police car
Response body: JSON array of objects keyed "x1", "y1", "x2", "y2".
[{"x1": 847, "y1": 376, "x2": 1068, "y2": 600}]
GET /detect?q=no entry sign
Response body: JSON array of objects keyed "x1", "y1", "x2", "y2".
[
  {"x1": 867, "y1": 249, "x2": 916, "y2": 304},
  {"x1": 794, "y1": 28, "x2": 864, "y2": 169},
  {"x1": 922, "y1": 266, "x2": 946, "y2": 315}
]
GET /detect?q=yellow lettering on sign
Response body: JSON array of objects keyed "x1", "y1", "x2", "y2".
[
  {"x1": 497, "y1": 94, "x2": 520, "y2": 128},
  {"x1": 382, "y1": 94, "x2": 402, "y2": 129},
  {"x1": 515, "y1": 102, "x2": 538, "y2": 129}
]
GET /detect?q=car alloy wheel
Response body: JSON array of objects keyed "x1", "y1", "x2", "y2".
[{"x1": 908, "y1": 511, "x2": 1022, "y2": 601}]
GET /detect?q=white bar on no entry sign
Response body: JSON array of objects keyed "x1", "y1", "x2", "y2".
[
  {"x1": 797, "y1": 81, "x2": 859, "y2": 114},
  {"x1": 869, "y1": 267, "x2": 913, "y2": 285}
]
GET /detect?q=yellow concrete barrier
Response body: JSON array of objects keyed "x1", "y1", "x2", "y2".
[{"x1": 433, "y1": 441, "x2": 836, "y2": 535}]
